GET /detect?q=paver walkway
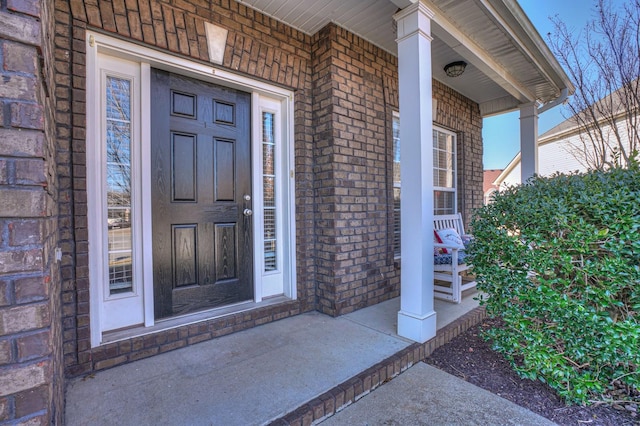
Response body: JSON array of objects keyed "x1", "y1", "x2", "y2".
[{"x1": 320, "y1": 363, "x2": 556, "y2": 426}]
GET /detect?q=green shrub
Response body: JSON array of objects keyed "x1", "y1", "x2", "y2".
[{"x1": 470, "y1": 165, "x2": 640, "y2": 404}]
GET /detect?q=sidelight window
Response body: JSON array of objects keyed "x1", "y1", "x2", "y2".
[
  {"x1": 105, "y1": 76, "x2": 134, "y2": 294},
  {"x1": 262, "y1": 112, "x2": 277, "y2": 272},
  {"x1": 88, "y1": 33, "x2": 297, "y2": 344}
]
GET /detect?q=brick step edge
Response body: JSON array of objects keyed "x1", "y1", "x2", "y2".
[{"x1": 269, "y1": 305, "x2": 488, "y2": 426}]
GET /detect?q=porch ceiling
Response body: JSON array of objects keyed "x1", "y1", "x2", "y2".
[{"x1": 236, "y1": 0, "x2": 574, "y2": 116}]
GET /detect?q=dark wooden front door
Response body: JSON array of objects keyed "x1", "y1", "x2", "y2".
[{"x1": 151, "y1": 69, "x2": 253, "y2": 319}]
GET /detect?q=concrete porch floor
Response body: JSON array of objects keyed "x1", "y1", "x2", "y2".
[{"x1": 65, "y1": 292, "x2": 481, "y2": 425}]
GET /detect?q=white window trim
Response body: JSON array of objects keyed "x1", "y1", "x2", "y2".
[
  {"x1": 87, "y1": 32, "x2": 297, "y2": 347},
  {"x1": 392, "y1": 111, "x2": 401, "y2": 260},
  {"x1": 88, "y1": 55, "x2": 146, "y2": 334},
  {"x1": 392, "y1": 118, "x2": 458, "y2": 258},
  {"x1": 252, "y1": 95, "x2": 295, "y2": 300},
  {"x1": 433, "y1": 126, "x2": 457, "y2": 215}
]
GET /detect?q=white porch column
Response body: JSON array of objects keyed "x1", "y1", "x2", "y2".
[
  {"x1": 394, "y1": 2, "x2": 437, "y2": 343},
  {"x1": 520, "y1": 102, "x2": 539, "y2": 182}
]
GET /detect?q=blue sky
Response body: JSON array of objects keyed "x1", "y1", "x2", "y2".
[{"x1": 482, "y1": 0, "x2": 614, "y2": 170}]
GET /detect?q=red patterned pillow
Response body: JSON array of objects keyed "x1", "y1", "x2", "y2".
[{"x1": 434, "y1": 230, "x2": 446, "y2": 254}]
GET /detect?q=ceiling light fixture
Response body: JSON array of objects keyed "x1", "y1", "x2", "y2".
[{"x1": 444, "y1": 61, "x2": 467, "y2": 78}]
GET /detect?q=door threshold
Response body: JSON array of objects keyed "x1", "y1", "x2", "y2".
[{"x1": 101, "y1": 295, "x2": 290, "y2": 345}]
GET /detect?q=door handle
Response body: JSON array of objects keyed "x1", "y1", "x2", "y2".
[{"x1": 243, "y1": 208, "x2": 253, "y2": 217}]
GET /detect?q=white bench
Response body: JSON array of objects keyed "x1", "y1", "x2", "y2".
[{"x1": 433, "y1": 213, "x2": 477, "y2": 303}]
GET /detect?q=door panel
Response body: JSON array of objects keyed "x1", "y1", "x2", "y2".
[
  {"x1": 151, "y1": 69, "x2": 253, "y2": 319},
  {"x1": 173, "y1": 224, "x2": 198, "y2": 287},
  {"x1": 215, "y1": 223, "x2": 237, "y2": 281},
  {"x1": 172, "y1": 132, "x2": 197, "y2": 201},
  {"x1": 215, "y1": 139, "x2": 235, "y2": 201}
]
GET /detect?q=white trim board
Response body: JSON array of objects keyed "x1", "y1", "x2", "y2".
[{"x1": 86, "y1": 32, "x2": 297, "y2": 347}]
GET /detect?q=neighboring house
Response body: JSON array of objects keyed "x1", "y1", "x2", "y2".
[
  {"x1": 0, "y1": 0, "x2": 572, "y2": 423},
  {"x1": 483, "y1": 169, "x2": 503, "y2": 204},
  {"x1": 495, "y1": 87, "x2": 637, "y2": 187},
  {"x1": 494, "y1": 123, "x2": 589, "y2": 187}
]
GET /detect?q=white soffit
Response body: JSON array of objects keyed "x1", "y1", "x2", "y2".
[
  {"x1": 238, "y1": 0, "x2": 399, "y2": 51},
  {"x1": 236, "y1": 0, "x2": 570, "y2": 115}
]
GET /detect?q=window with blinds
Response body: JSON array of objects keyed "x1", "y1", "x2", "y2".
[
  {"x1": 262, "y1": 112, "x2": 277, "y2": 271},
  {"x1": 433, "y1": 129, "x2": 457, "y2": 215},
  {"x1": 392, "y1": 117, "x2": 457, "y2": 258},
  {"x1": 392, "y1": 114, "x2": 401, "y2": 258}
]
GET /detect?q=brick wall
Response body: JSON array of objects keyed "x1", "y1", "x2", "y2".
[
  {"x1": 312, "y1": 25, "x2": 400, "y2": 316},
  {"x1": 0, "y1": 0, "x2": 63, "y2": 424},
  {"x1": 311, "y1": 25, "x2": 483, "y2": 316},
  {"x1": 57, "y1": 0, "x2": 318, "y2": 377},
  {"x1": 53, "y1": 0, "x2": 483, "y2": 379}
]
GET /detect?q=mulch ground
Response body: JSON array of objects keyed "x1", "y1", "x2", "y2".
[{"x1": 425, "y1": 318, "x2": 639, "y2": 425}]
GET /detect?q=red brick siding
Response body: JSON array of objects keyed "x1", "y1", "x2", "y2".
[{"x1": 0, "y1": 0, "x2": 63, "y2": 423}]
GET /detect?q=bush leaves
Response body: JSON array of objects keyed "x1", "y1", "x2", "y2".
[{"x1": 471, "y1": 164, "x2": 640, "y2": 404}]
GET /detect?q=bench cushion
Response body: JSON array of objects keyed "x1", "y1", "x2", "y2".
[{"x1": 434, "y1": 251, "x2": 469, "y2": 265}]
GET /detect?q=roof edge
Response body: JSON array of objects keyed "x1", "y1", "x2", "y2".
[{"x1": 489, "y1": 0, "x2": 575, "y2": 101}]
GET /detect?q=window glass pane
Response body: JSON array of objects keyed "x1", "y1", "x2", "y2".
[
  {"x1": 264, "y1": 240, "x2": 277, "y2": 271},
  {"x1": 446, "y1": 170, "x2": 455, "y2": 188},
  {"x1": 393, "y1": 119, "x2": 457, "y2": 258},
  {"x1": 108, "y1": 209, "x2": 132, "y2": 251},
  {"x1": 106, "y1": 76, "x2": 133, "y2": 294},
  {"x1": 107, "y1": 165, "x2": 131, "y2": 201},
  {"x1": 433, "y1": 167, "x2": 442, "y2": 187},
  {"x1": 263, "y1": 112, "x2": 274, "y2": 143},
  {"x1": 263, "y1": 143, "x2": 275, "y2": 175},
  {"x1": 434, "y1": 132, "x2": 443, "y2": 150},
  {"x1": 108, "y1": 252, "x2": 133, "y2": 294},
  {"x1": 264, "y1": 208, "x2": 276, "y2": 239},
  {"x1": 434, "y1": 190, "x2": 455, "y2": 215},
  {"x1": 392, "y1": 115, "x2": 401, "y2": 257},
  {"x1": 106, "y1": 78, "x2": 131, "y2": 121},
  {"x1": 262, "y1": 112, "x2": 277, "y2": 272},
  {"x1": 393, "y1": 188, "x2": 401, "y2": 258},
  {"x1": 393, "y1": 115, "x2": 401, "y2": 185},
  {"x1": 433, "y1": 169, "x2": 455, "y2": 189},
  {"x1": 263, "y1": 176, "x2": 275, "y2": 207},
  {"x1": 107, "y1": 121, "x2": 131, "y2": 163},
  {"x1": 435, "y1": 150, "x2": 446, "y2": 169},
  {"x1": 433, "y1": 128, "x2": 456, "y2": 190}
]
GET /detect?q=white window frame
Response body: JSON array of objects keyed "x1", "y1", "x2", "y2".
[
  {"x1": 392, "y1": 115, "x2": 457, "y2": 257},
  {"x1": 87, "y1": 32, "x2": 297, "y2": 347},
  {"x1": 432, "y1": 127, "x2": 457, "y2": 215},
  {"x1": 87, "y1": 54, "x2": 146, "y2": 334},
  {"x1": 392, "y1": 112, "x2": 401, "y2": 259},
  {"x1": 252, "y1": 95, "x2": 295, "y2": 299}
]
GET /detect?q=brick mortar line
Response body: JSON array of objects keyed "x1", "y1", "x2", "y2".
[{"x1": 271, "y1": 305, "x2": 488, "y2": 426}]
